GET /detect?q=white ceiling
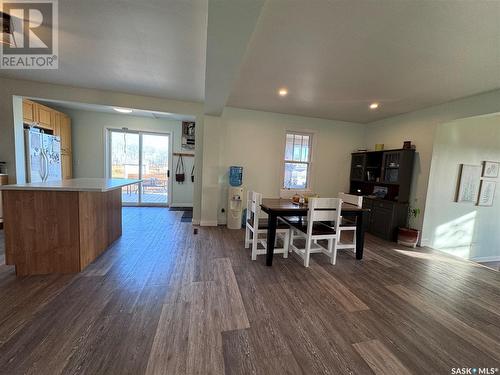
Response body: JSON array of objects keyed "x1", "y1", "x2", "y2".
[
  {"x1": 0, "y1": 0, "x2": 208, "y2": 102},
  {"x1": 2, "y1": 0, "x2": 499, "y2": 123},
  {"x1": 204, "y1": 0, "x2": 265, "y2": 115},
  {"x1": 227, "y1": 0, "x2": 500, "y2": 123},
  {"x1": 32, "y1": 98, "x2": 196, "y2": 121}
]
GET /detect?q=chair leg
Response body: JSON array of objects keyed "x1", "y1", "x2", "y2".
[
  {"x1": 251, "y1": 231, "x2": 258, "y2": 261},
  {"x1": 304, "y1": 238, "x2": 311, "y2": 267},
  {"x1": 330, "y1": 237, "x2": 338, "y2": 265},
  {"x1": 283, "y1": 230, "x2": 290, "y2": 258},
  {"x1": 289, "y1": 229, "x2": 295, "y2": 254},
  {"x1": 352, "y1": 229, "x2": 357, "y2": 254},
  {"x1": 245, "y1": 226, "x2": 250, "y2": 248}
]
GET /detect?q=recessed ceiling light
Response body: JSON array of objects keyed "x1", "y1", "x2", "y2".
[
  {"x1": 369, "y1": 103, "x2": 379, "y2": 110},
  {"x1": 113, "y1": 107, "x2": 133, "y2": 113},
  {"x1": 278, "y1": 88, "x2": 288, "y2": 97}
]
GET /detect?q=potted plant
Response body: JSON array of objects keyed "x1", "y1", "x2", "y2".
[{"x1": 397, "y1": 201, "x2": 421, "y2": 248}]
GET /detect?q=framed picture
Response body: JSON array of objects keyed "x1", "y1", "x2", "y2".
[
  {"x1": 482, "y1": 161, "x2": 499, "y2": 178},
  {"x1": 181, "y1": 121, "x2": 195, "y2": 150},
  {"x1": 455, "y1": 164, "x2": 481, "y2": 203},
  {"x1": 477, "y1": 180, "x2": 496, "y2": 206}
]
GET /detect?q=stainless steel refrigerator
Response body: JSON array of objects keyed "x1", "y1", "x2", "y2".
[{"x1": 25, "y1": 129, "x2": 62, "y2": 182}]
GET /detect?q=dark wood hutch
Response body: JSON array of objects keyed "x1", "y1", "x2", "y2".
[{"x1": 349, "y1": 148, "x2": 415, "y2": 241}]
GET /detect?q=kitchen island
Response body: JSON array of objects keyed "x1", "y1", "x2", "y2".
[{"x1": 1, "y1": 178, "x2": 140, "y2": 276}]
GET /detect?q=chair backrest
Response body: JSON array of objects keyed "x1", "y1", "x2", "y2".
[
  {"x1": 339, "y1": 192, "x2": 363, "y2": 208},
  {"x1": 307, "y1": 197, "x2": 342, "y2": 234},
  {"x1": 246, "y1": 190, "x2": 253, "y2": 221},
  {"x1": 247, "y1": 191, "x2": 263, "y2": 228}
]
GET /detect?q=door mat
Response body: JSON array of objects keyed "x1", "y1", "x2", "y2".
[
  {"x1": 181, "y1": 210, "x2": 193, "y2": 222},
  {"x1": 170, "y1": 207, "x2": 193, "y2": 211}
]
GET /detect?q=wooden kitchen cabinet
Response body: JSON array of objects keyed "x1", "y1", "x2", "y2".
[
  {"x1": 62, "y1": 154, "x2": 73, "y2": 179},
  {"x1": 60, "y1": 114, "x2": 72, "y2": 154},
  {"x1": 23, "y1": 100, "x2": 35, "y2": 123},
  {"x1": 36, "y1": 104, "x2": 53, "y2": 130},
  {"x1": 60, "y1": 114, "x2": 73, "y2": 179},
  {"x1": 52, "y1": 111, "x2": 61, "y2": 137},
  {"x1": 22, "y1": 99, "x2": 52, "y2": 131},
  {"x1": 0, "y1": 174, "x2": 8, "y2": 228}
]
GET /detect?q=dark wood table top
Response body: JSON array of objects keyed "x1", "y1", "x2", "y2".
[{"x1": 261, "y1": 198, "x2": 369, "y2": 213}]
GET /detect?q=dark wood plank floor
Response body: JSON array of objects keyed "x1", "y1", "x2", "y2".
[{"x1": 0, "y1": 208, "x2": 499, "y2": 374}]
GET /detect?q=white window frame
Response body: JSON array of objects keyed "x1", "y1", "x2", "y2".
[{"x1": 281, "y1": 130, "x2": 314, "y2": 192}]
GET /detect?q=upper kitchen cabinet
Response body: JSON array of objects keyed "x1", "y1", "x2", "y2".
[
  {"x1": 59, "y1": 114, "x2": 72, "y2": 155},
  {"x1": 36, "y1": 104, "x2": 53, "y2": 130},
  {"x1": 52, "y1": 111, "x2": 61, "y2": 137},
  {"x1": 22, "y1": 99, "x2": 53, "y2": 131},
  {"x1": 23, "y1": 100, "x2": 36, "y2": 123}
]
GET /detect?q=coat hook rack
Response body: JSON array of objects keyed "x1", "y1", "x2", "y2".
[{"x1": 173, "y1": 152, "x2": 195, "y2": 157}]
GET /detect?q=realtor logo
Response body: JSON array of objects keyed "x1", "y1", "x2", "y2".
[{"x1": 0, "y1": 0, "x2": 58, "y2": 69}]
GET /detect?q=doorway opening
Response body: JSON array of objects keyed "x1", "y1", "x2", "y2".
[{"x1": 109, "y1": 129, "x2": 170, "y2": 206}]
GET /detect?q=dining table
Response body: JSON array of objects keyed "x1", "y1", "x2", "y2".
[{"x1": 260, "y1": 198, "x2": 370, "y2": 266}]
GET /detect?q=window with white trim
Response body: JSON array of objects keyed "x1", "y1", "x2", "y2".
[{"x1": 283, "y1": 132, "x2": 312, "y2": 189}]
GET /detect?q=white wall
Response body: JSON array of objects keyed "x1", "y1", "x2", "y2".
[
  {"x1": 365, "y1": 89, "x2": 500, "y2": 239},
  {"x1": 61, "y1": 108, "x2": 194, "y2": 207},
  {"x1": 200, "y1": 115, "x2": 224, "y2": 226},
  {"x1": 0, "y1": 77, "x2": 204, "y2": 221},
  {"x1": 3, "y1": 77, "x2": 500, "y2": 231},
  {"x1": 422, "y1": 114, "x2": 500, "y2": 261},
  {"x1": 206, "y1": 107, "x2": 366, "y2": 225}
]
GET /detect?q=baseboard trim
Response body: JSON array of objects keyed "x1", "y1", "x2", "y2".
[
  {"x1": 200, "y1": 220, "x2": 218, "y2": 227},
  {"x1": 192, "y1": 219, "x2": 200, "y2": 225},
  {"x1": 170, "y1": 203, "x2": 193, "y2": 208},
  {"x1": 471, "y1": 256, "x2": 500, "y2": 262}
]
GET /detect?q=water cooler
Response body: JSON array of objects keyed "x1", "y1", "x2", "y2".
[{"x1": 227, "y1": 166, "x2": 244, "y2": 230}]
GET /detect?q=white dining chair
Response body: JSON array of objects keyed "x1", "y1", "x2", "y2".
[
  {"x1": 245, "y1": 191, "x2": 290, "y2": 261},
  {"x1": 337, "y1": 192, "x2": 363, "y2": 253},
  {"x1": 285, "y1": 197, "x2": 342, "y2": 267}
]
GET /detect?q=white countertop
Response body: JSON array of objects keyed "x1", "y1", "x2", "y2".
[{"x1": 0, "y1": 178, "x2": 142, "y2": 192}]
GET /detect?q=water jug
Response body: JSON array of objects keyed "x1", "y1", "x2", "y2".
[{"x1": 229, "y1": 166, "x2": 243, "y2": 187}]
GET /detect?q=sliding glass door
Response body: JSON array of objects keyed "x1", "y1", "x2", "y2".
[
  {"x1": 141, "y1": 133, "x2": 169, "y2": 204},
  {"x1": 109, "y1": 129, "x2": 170, "y2": 206},
  {"x1": 110, "y1": 131, "x2": 140, "y2": 204}
]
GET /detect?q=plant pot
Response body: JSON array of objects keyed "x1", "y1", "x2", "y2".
[{"x1": 397, "y1": 227, "x2": 420, "y2": 248}]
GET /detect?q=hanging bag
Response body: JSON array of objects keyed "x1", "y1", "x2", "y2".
[
  {"x1": 175, "y1": 155, "x2": 185, "y2": 183},
  {"x1": 191, "y1": 164, "x2": 195, "y2": 183}
]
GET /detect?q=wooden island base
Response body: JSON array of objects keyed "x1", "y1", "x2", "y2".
[{"x1": 3, "y1": 189, "x2": 122, "y2": 276}]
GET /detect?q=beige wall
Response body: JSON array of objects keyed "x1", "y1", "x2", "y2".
[
  {"x1": 2, "y1": 76, "x2": 500, "y2": 231},
  {"x1": 200, "y1": 115, "x2": 224, "y2": 225},
  {"x1": 365, "y1": 89, "x2": 500, "y2": 236},
  {"x1": 61, "y1": 108, "x2": 194, "y2": 207},
  {"x1": 0, "y1": 77, "x2": 204, "y2": 221},
  {"x1": 209, "y1": 107, "x2": 366, "y2": 225},
  {"x1": 422, "y1": 113, "x2": 500, "y2": 261}
]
